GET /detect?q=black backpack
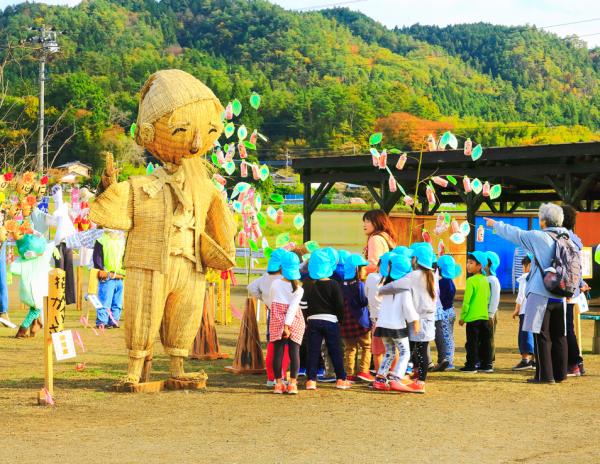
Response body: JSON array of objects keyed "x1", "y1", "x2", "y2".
[{"x1": 533, "y1": 231, "x2": 581, "y2": 298}]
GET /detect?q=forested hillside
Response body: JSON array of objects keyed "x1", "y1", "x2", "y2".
[{"x1": 0, "y1": 0, "x2": 598, "y2": 170}]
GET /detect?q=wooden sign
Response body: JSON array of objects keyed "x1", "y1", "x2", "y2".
[{"x1": 48, "y1": 269, "x2": 66, "y2": 334}]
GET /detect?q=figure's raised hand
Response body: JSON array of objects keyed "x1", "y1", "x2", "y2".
[{"x1": 101, "y1": 152, "x2": 119, "y2": 189}]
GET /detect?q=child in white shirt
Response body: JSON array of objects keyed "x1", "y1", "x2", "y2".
[{"x1": 511, "y1": 255, "x2": 535, "y2": 370}]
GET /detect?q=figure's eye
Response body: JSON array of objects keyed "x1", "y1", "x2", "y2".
[
  {"x1": 208, "y1": 127, "x2": 217, "y2": 134},
  {"x1": 172, "y1": 127, "x2": 187, "y2": 135}
]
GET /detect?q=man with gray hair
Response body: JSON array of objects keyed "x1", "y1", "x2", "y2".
[{"x1": 485, "y1": 203, "x2": 568, "y2": 384}]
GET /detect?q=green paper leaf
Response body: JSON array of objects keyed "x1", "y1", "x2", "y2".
[
  {"x1": 471, "y1": 144, "x2": 483, "y2": 161},
  {"x1": 264, "y1": 247, "x2": 273, "y2": 259},
  {"x1": 440, "y1": 131, "x2": 452, "y2": 148},
  {"x1": 129, "y1": 123, "x2": 137, "y2": 139},
  {"x1": 489, "y1": 184, "x2": 502, "y2": 200},
  {"x1": 459, "y1": 221, "x2": 471, "y2": 236},
  {"x1": 232, "y1": 99, "x2": 242, "y2": 117},
  {"x1": 257, "y1": 212, "x2": 267, "y2": 228},
  {"x1": 146, "y1": 162, "x2": 154, "y2": 175},
  {"x1": 249, "y1": 239, "x2": 259, "y2": 253},
  {"x1": 450, "y1": 233, "x2": 466, "y2": 245},
  {"x1": 211, "y1": 152, "x2": 219, "y2": 166},
  {"x1": 224, "y1": 123, "x2": 235, "y2": 139},
  {"x1": 243, "y1": 141, "x2": 256, "y2": 150},
  {"x1": 275, "y1": 232, "x2": 290, "y2": 248},
  {"x1": 270, "y1": 193, "x2": 284, "y2": 203},
  {"x1": 237, "y1": 125, "x2": 248, "y2": 141},
  {"x1": 267, "y1": 206, "x2": 277, "y2": 221},
  {"x1": 224, "y1": 161, "x2": 236, "y2": 175},
  {"x1": 471, "y1": 178, "x2": 483, "y2": 195},
  {"x1": 398, "y1": 183, "x2": 406, "y2": 196},
  {"x1": 446, "y1": 175, "x2": 457, "y2": 185},
  {"x1": 234, "y1": 182, "x2": 251, "y2": 193},
  {"x1": 249, "y1": 92, "x2": 261, "y2": 110},
  {"x1": 388, "y1": 148, "x2": 401, "y2": 154},
  {"x1": 305, "y1": 241, "x2": 320, "y2": 252},
  {"x1": 255, "y1": 192, "x2": 262, "y2": 211},
  {"x1": 595, "y1": 246, "x2": 600, "y2": 265},
  {"x1": 293, "y1": 214, "x2": 305, "y2": 230},
  {"x1": 232, "y1": 201, "x2": 242, "y2": 213},
  {"x1": 369, "y1": 132, "x2": 383, "y2": 145},
  {"x1": 259, "y1": 165, "x2": 270, "y2": 181}
]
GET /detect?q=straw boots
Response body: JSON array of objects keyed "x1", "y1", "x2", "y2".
[
  {"x1": 15, "y1": 326, "x2": 29, "y2": 338},
  {"x1": 29, "y1": 318, "x2": 43, "y2": 337}
]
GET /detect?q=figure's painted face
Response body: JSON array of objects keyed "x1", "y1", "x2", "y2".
[
  {"x1": 34, "y1": 181, "x2": 47, "y2": 197},
  {"x1": 16, "y1": 180, "x2": 33, "y2": 196},
  {"x1": 142, "y1": 101, "x2": 224, "y2": 166}
]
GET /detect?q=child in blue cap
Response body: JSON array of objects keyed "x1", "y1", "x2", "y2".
[
  {"x1": 340, "y1": 253, "x2": 373, "y2": 382},
  {"x1": 485, "y1": 251, "x2": 501, "y2": 368},
  {"x1": 512, "y1": 254, "x2": 535, "y2": 371},
  {"x1": 373, "y1": 252, "x2": 420, "y2": 392},
  {"x1": 302, "y1": 250, "x2": 351, "y2": 390},
  {"x1": 379, "y1": 242, "x2": 437, "y2": 393},
  {"x1": 432, "y1": 255, "x2": 461, "y2": 371},
  {"x1": 459, "y1": 251, "x2": 492, "y2": 373},
  {"x1": 248, "y1": 248, "x2": 287, "y2": 386},
  {"x1": 268, "y1": 251, "x2": 305, "y2": 394}
]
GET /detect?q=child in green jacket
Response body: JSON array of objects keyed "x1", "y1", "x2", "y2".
[{"x1": 459, "y1": 251, "x2": 492, "y2": 373}]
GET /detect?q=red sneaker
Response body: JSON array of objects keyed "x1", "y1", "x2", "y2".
[
  {"x1": 357, "y1": 372, "x2": 375, "y2": 382},
  {"x1": 346, "y1": 375, "x2": 359, "y2": 382},
  {"x1": 389, "y1": 379, "x2": 412, "y2": 392},
  {"x1": 406, "y1": 380, "x2": 425, "y2": 394},
  {"x1": 567, "y1": 366, "x2": 581, "y2": 377},
  {"x1": 373, "y1": 378, "x2": 390, "y2": 391}
]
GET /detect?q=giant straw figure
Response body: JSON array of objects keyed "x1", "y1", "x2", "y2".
[{"x1": 90, "y1": 70, "x2": 236, "y2": 388}]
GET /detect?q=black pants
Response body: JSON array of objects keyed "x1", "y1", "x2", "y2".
[
  {"x1": 534, "y1": 302, "x2": 567, "y2": 382},
  {"x1": 54, "y1": 242, "x2": 76, "y2": 305},
  {"x1": 465, "y1": 320, "x2": 492, "y2": 369},
  {"x1": 565, "y1": 303, "x2": 583, "y2": 367},
  {"x1": 273, "y1": 339, "x2": 300, "y2": 380},
  {"x1": 306, "y1": 319, "x2": 346, "y2": 381},
  {"x1": 410, "y1": 341, "x2": 429, "y2": 381}
]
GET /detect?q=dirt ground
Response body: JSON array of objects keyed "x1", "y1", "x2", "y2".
[{"x1": 2, "y1": 286, "x2": 600, "y2": 464}]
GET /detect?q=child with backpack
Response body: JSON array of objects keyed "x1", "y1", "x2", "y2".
[
  {"x1": 340, "y1": 253, "x2": 373, "y2": 382},
  {"x1": 373, "y1": 252, "x2": 420, "y2": 392},
  {"x1": 512, "y1": 254, "x2": 535, "y2": 370},
  {"x1": 459, "y1": 251, "x2": 492, "y2": 373}
]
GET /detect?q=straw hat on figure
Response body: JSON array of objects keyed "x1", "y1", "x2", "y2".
[{"x1": 90, "y1": 69, "x2": 236, "y2": 390}]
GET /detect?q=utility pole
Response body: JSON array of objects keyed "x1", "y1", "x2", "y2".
[{"x1": 26, "y1": 26, "x2": 62, "y2": 171}]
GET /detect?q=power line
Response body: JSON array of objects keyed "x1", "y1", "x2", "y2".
[{"x1": 541, "y1": 17, "x2": 600, "y2": 29}]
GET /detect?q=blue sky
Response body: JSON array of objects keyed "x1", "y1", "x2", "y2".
[{"x1": 1, "y1": 0, "x2": 599, "y2": 47}]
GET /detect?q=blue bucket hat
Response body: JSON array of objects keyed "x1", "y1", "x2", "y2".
[
  {"x1": 485, "y1": 251, "x2": 500, "y2": 276},
  {"x1": 281, "y1": 251, "x2": 301, "y2": 281},
  {"x1": 392, "y1": 246, "x2": 414, "y2": 258},
  {"x1": 389, "y1": 253, "x2": 413, "y2": 280},
  {"x1": 468, "y1": 251, "x2": 488, "y2": 274},
  {"x1": 412, "y1": 244, "x2": 435, "y2": 270},
  {"x1": 322, "y1": 247, "x2": 339, "y2": 274},
  {"x1": 379, "y1": 251, "x2": 396, "y2": 278},
  {"x1": 410, "y1": 241, "x2": 434, "y2": 254},
  {"x1": 343, "y1": 253, "x2": 369, "y2": 280},
  {"x1": 308, "y1": 249, "x2": 332, "y2": 280},
  {"x1": 267, "y1": 248, "x2": 287, "y2": 273},
  {"x1": 335, "y1": 250, "x2": 351, "y2": 277},
  {"x1": 16, "y1": 234, "x2": 47, "y2": 260},
  {"x1": 436, "y1": 255, "x2": 462, "y2": 279}
]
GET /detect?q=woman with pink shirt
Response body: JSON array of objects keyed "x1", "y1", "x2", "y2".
[{"x1": 362, "y1": 209, "x2": 397, "y2": 371}]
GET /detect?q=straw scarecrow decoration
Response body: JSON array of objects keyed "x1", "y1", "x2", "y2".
[{"x1": 90, "y1": 69, "x2": 236, "y2": 389}]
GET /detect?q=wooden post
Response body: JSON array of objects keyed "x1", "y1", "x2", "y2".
[
  {"x1": 76, "y1": 266, "x2": 83, "y2": 312},
  {"x1": 38, "y1": 268, "x2": 66, "y2": 405}
]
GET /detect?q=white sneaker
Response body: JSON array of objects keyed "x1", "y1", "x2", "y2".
[{"x1": 266, "y1": 380, "x2": 276, "y2": 387}]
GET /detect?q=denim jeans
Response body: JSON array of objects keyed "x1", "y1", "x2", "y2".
[
  {"x1": 434, "y1": 308, "x2": 456, "y2": 365},
  {"x1": 96, "y1": 278, "x2": 124, "y2": 326},
  {"x1": 518, "y1": 314, "x2": 534, "y2": 355},
  {"x1": 307, "y1": 319, "x2": 346, "y2": 381},
  {"x1": 378, "y1": 336, "x2": 410, "y2": 379}
]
